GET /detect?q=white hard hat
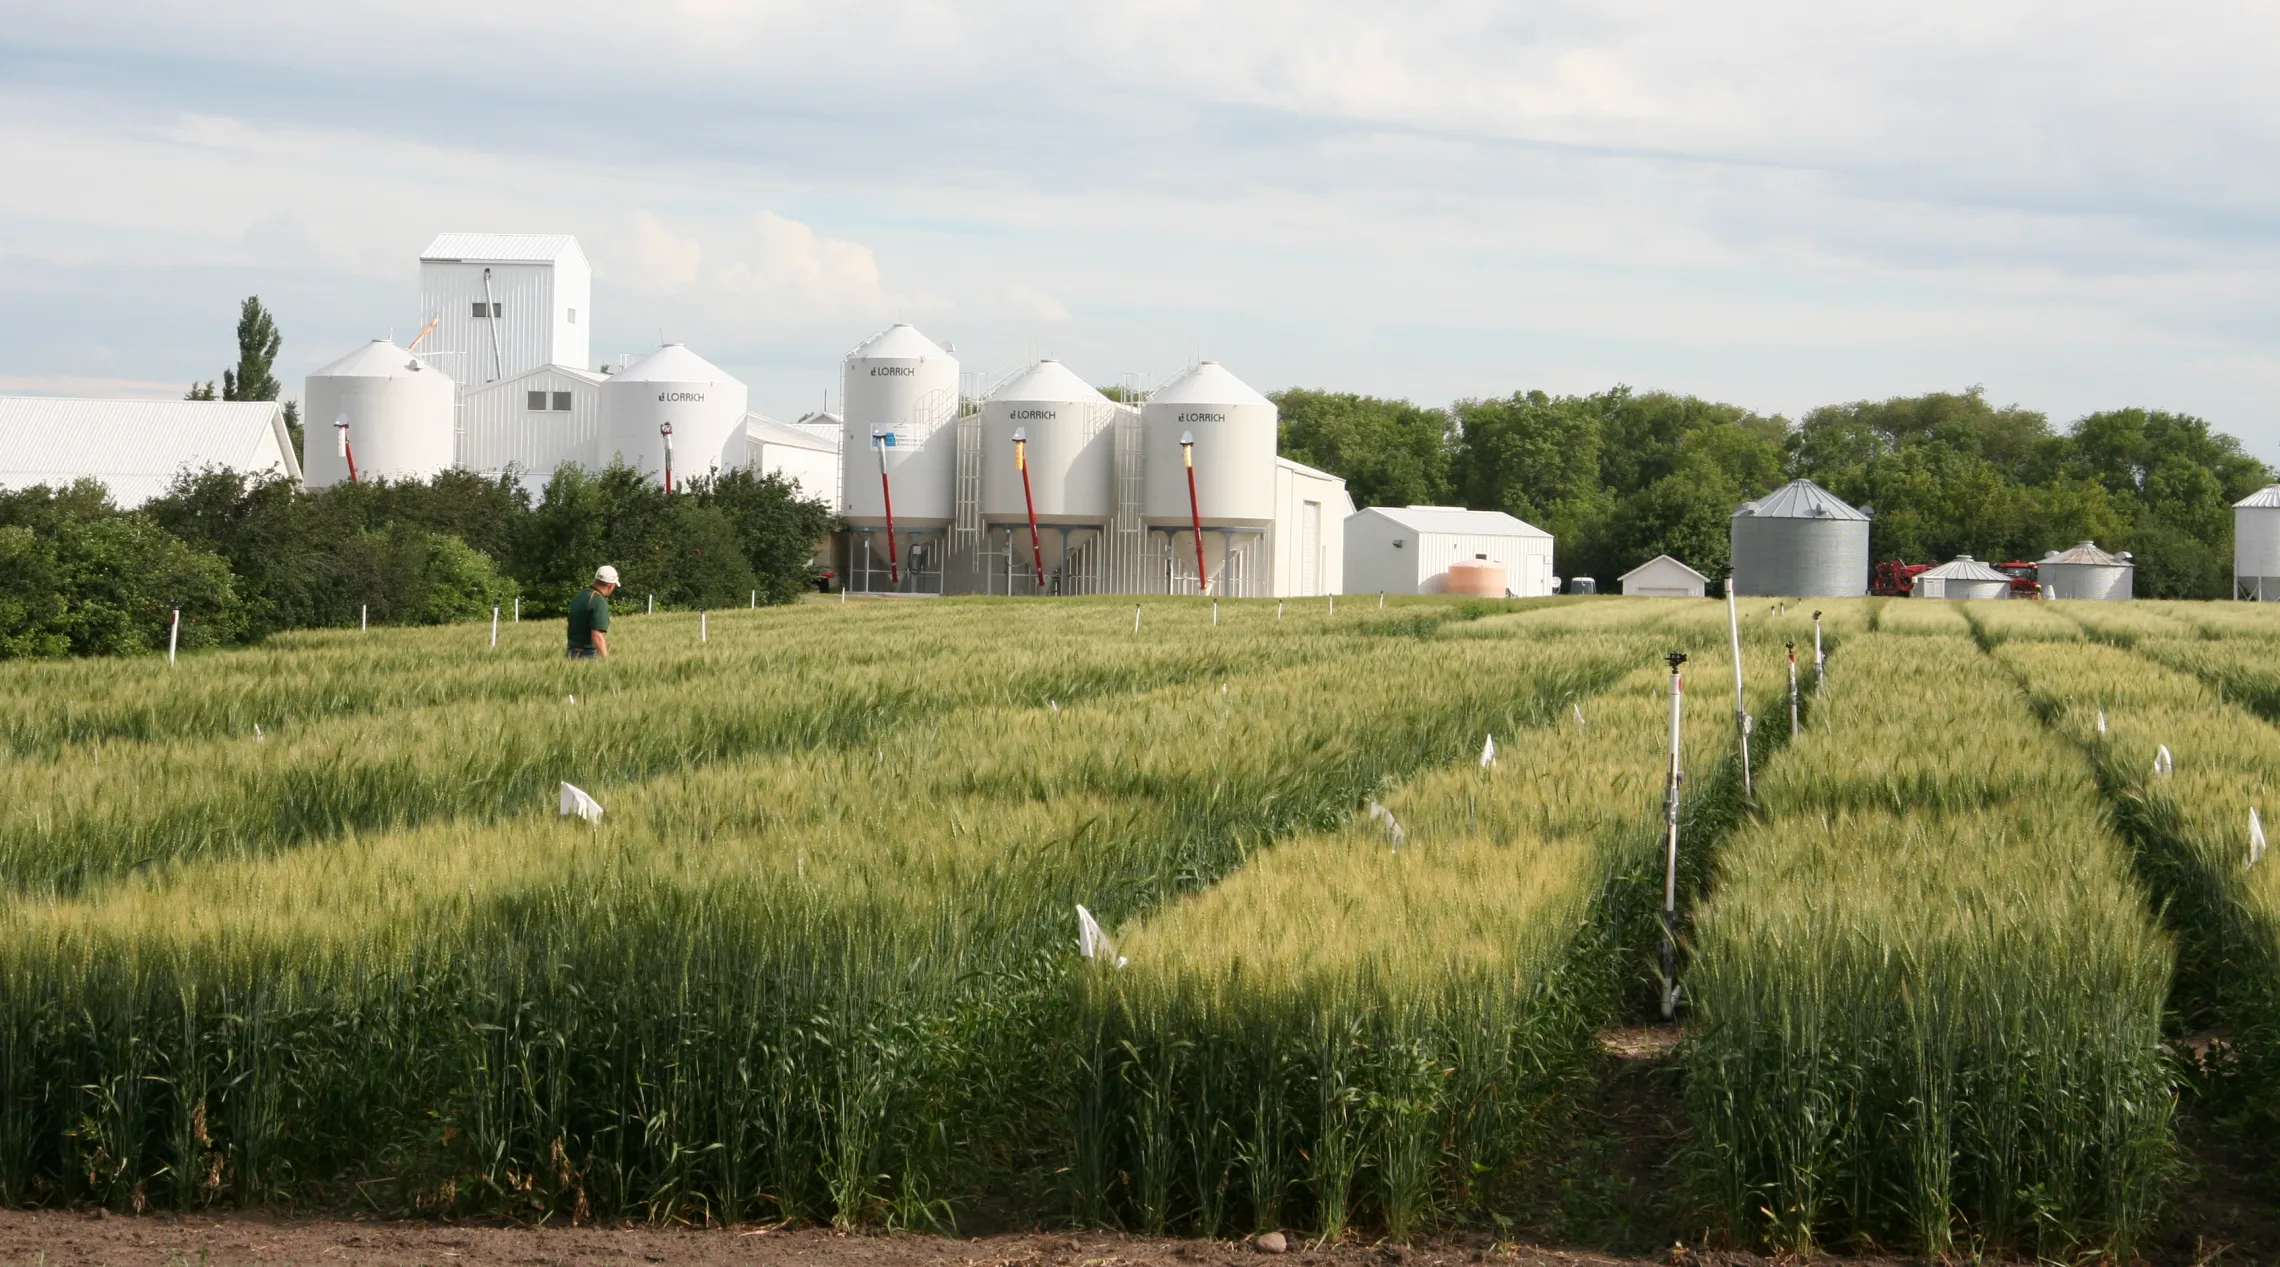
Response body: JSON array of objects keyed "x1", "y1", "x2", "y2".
[{"x1": 595, "y1": 565, "x2": 620, "y2": 585}]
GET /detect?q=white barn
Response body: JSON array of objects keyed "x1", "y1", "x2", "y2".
[
  {"x1": 418, "y1": 233, "x2": 592, "y2": 390},
  {"x1": 457, "y1": 365, "x2": 606, "y2": 485},
  {"x1": 0, "y1": 398, "x2": 301, "y2": 506},
  {"x1": 1619, "y1": 554, "x2": 1709, "y2": 597},
  {"x1": 1342, "y1": 506, "x2": 1555, "y2": 597}
]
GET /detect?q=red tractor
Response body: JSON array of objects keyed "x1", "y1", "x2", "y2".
[
  {"x1": 1871, "y1": 560, "x2": 1931, "y2": 597},
  {"x1": 1992, "y1": 561, "x2": 2043, "y2": 598}
]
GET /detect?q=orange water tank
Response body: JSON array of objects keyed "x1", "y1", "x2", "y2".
[{"x1": 1445, "y1": 558, "x2": 1507, "y2": 597}]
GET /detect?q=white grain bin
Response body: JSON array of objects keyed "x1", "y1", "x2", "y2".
[
  {"x1": 302, "y1": 338, "x2": 456, "y2": 488},
  {"x1": 1911, "y1": 555, "x2": 2011, "y2": 600},
  {"x1": 1143, "y1": 362, "x2": 1277, "y2": 527},
  {"x1": 2038, "y1": 541, "x2": 2133, "y2": 600},
  {"x1": 2236, "y1": 485, "x2": 2280, "y2": 600},
  {"x1": 1730, "y1": 479, "x2": 1870, "y2": 597},
  {"x1": 841, "y1": 324, "x2": 959, "y2": 528},
  {"x1": 597, "y1": 344, "x2": 749, "y2": 486},
  {"x1": 981, "y1": 361, "x2": 1117, "y2": 523}
]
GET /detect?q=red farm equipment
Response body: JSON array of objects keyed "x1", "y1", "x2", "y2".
[{"x1": 1871, "y1": 560, "x2": 1931, "y2": 597}]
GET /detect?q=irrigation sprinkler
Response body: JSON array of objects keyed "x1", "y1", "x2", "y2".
[
  {"x1": 1786, "y1": 641, "x2": 1800, "y2": 738},
  {"x1": 1661, "y1": 650, "x2": 1688, "y2": 1020},
  {"x1": 660, "y1": 421, "x2": 675, "y2": 494},
  {"x1": 167, "y1": 607, "x2": 180, "y2": 665},
  {"x1": 334, "y1": 417, "x2": 359, "y2": 484},
  {"x1": 1726, "y1": 577, "x2": 1752, "y2": 805},
  {"x1": 1012, "y1": 428, "x2": 1046, "y2": 589},
  {"x1": 873, "y1": 429, "x2": 901, "y2": 585},
  {"x1": 1812, "y1": 610, "x2": 1824, "y2": 695},
  {"x1": 490, "y1": 606, "x2": 499, "y2": 648},
  {"x1": 1179, "y1": 431, "x2": 1211, "y2": 594}
]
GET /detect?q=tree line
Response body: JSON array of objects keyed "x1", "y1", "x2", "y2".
[
  {"x1": 1275, "y1": 385, "x2": 2272, "y2": 597},
  {"x1": 0, "y1": 466, "x2": 835, "y2": 660}
]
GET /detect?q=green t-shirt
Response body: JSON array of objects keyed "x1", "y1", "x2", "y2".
[{"x1": 567, "y1": 588, "x2": 612, "y2": 652}]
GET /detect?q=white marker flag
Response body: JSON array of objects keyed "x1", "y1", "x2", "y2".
[
  {"x1": 2097, "y1": 709, "x2": 2108, "y2": 735},
  {"x1": 1076, "y1": 904, "x2": 1126, "y2": 967},
  {"x1": 1368, "y1": 800, "x2": 1406, "y2": 849},
  {"x1": 1480, "y1": 734, "x2": 1497, "y2": 768},
  {"x1": 2253, "y1": 807, "x2": 2268, "y2": 868},
  {"x1": 559, "y1": 782, "x2": 604, "y2": 822},
  {"x1": 2154, "y1": 745, "x2": 2174, "y2": 777},
  {"x1": 1573, "y1": 703, "x2": 1588, "y2": 730}
]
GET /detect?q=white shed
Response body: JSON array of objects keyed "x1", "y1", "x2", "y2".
[
  {"x1": 746, "y1": 414, "x2": 843, "y2": 511},
  {"x1": 418, "y1": 233, "x2": 592, "y2": 390},
  {"x1": 1911, "y1": 554, "x2": 2012, "y2": 600},
  {"x1": 1619, "y1": 554, "x2": 1709, "y2": 597},
  {"x1": 1343, "y1": 505, "x2": 1555, "y2": 597},
  {"x1": 0, "y1": 397, "x2": 301, "y2": 506},
  {"x1": 1268, "y1": 457, "x2": 1352, "y2": 597},
  {"x1": 457, "y1": 364, "x2": 605, "y2": 487}
]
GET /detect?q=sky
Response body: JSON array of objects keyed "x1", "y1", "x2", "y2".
[{"x1": 2, "y1": 0, "x2": 2276, "y2": 456}]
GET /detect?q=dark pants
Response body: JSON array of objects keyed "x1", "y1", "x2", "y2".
[{"x1": 567, "y1": 646, "x2": 599, "y2": 659}]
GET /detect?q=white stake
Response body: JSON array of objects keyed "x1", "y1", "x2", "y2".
[
  {"x1": 750, "y1": 589, "x2": 757, "y2": 609},
  {"x1": 513, "y1": 596, "x2": 520, "y2": 623},
  {"x1": 1368, "y1": 801, "x2": 1406, "y2": 850},
  {"x1": 1661, "y1": 651, "x2": 1688, "y2": 1020},
  {"x1": 1212, "y1": 599, "x2": 1219, "y2": 627},
  {"x1": 1379, "y1": 592, "x2": 1385, "y2": 609},
  {"x1": 700, "y1": 609, "x2": 708, "y2": 643},
  {"x1": 1786, "y1": 641, "x2": 1800, "y2": 739},
  {"x1": 648, "y1": 594, "x2": 654, "y2": 615},
  {"x1": 1480, "y1": 733, "x2": 1496, "y2": 768},
  {"x1": 2097, "y1": 708, "x2": 2108, "y2": 735},
  {"x1": 1277, "y1": 601, "x2": 1284, "y2": 621},
  {"x1": 253, "y1": 724, "x2": 263, "y2": 743},
  {"x1": 1574, "y1": 703, "x2": 1588, "y2": 730},
  {"x1": 1727, "y1": 580, "x2": 1752, "y2": 804},
  {"x1": 1328, "y1": 595, "x2": 1335, "y2": 616},
  {"x1": 2251, "y1": 806, "x2": 2267, "y2": 868},
  {"x1": 1134, "y1": 604, "x2": 1142, "y2": 633},
  {"x1": 2154, "y1": 744, "x2": 2174, "y2": 777},
  {"x1": 490, "y1": 606, "x2": 499, "y2": 647},
  {"x1": 167, "y1": 608, "x2": 180, "y2": 665},
  {"x1": 1811, "y1": 610, "x2": 1824, "y2": 695},
  {"x1": 361, "y1": 603, "x2": 368, "y2": 633}
]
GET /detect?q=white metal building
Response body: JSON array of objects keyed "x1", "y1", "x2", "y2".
[
  {"x1": 418, "y1": 234, "x2": 592, "y2": 390},
  {"x1": 1268, "y1": 458, "x2": 1352, "y2": 597},
  {"x1": 746, "y1": 414, "x2": 842, "y2": 509},
  {"x1": 1619, "y1": 554, "x2": 1709, "y2": 597},
  {"x1": 1342, "y1": 506, "x2": 1555, "y2": 597},
  {"x1": 302, "y1": 339, "x2": 456, "y2": 488},
  {"x1": 2038, "y1": 541, "x2": 2134, "y2": 601},
  {"x1": 457, "y1": 364, "x2": 606, "y2": 485},
  {"x1": 1911, "y1": 555, "x2": 2011, "y2": 600},
  {"x1": 0, "y1": 398, "x2": 301, "y2": 506},
  {"x1": 2236, "y1": 485, "x2": 2280, "y2": 600}
]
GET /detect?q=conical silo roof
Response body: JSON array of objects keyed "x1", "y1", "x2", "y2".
[
  {"x1": 1917, "y1": 555, "x2": 2010, "y2": 582},
  {"x1": 987, "y1": 359, "x2": 1110, "y2": 404},
  {"x1": 2236, "y1": 484, "x2": 2280, "y2": 509},
  {"x1": 2042, "y1": 541, "x2": 2128, "y2": 567},
  {"x1": 1150, "y1": 361, "x2": 1272, "y2": 406},
  {"x1": 612, "y1": 343, "x2": 738, "y2": 384},
  {"x1": 848, "y1": 323, "x2": 949, "y2": 362},
  {"x1": 1732, "y1": 479, "x2": 1868, "y2": 521},
  {"x1": 311, "y1": 338, "x2": 446, "y2": 382}
]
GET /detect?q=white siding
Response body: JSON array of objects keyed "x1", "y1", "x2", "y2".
[
  {"x1": 1342, "y1": 506, "x2": 1556, "y2": 597},
  {"x1": 753, "y1": 439, "x2": 842, "y2": 511},
  {"x1": 0, "y1": 398, "x2": 297, "y2": 506},
  {"x1": 458, "y1": 366, "x2": 603, "y2": 484},
  {"x1": 1620, "y1": 556, "x2": 1708, "y2": 597},
  {"x1": 418, "y1": 246, "x2": 591, "y2": 388},
  {"x1": 1269, "y1": 458, "x2": 1351, "y2": 596}
]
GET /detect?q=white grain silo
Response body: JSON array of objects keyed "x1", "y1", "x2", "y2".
[
  {"x1": 1729, "y1": 479, "x2": 1870, "y2": 597},
  {"x1": 1911, "y1": 555, "x2": 2011, "y2": 600},
  {"x1": 2038, "y1": 541, "x2": 2133, "y2": 600},
  {"x1": 302, "y1": 339, "x2": 456, "y2": 488},
  {"x1": 418, "y1": 234, "x2": 591, "y2": 389},
  {"x1": 2236, "y1": 485, "x2": 2280, "y2": 600},
  {"x1": 839, "y1": 324, "x2": 959, "y2": 527},
  {"x1": 971, "y1": 361, "x2": 1119, "y2": 593},
  {"x1": 1142, "y1": 362, "x2": 1278, "y2": 594},
  {"x1": 597, "y1": 344, "x2": 748, "y2": 486}
]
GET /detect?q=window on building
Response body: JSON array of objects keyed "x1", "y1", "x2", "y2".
[
  {"x1": 566, "y1": 308, "x2": 577, "y2": 324},
  {"x1": 552, "y1": 392, "x2": 573, "y2": 411},
  {"x1": 527, "y1": 390, "x2": 548, "y2": 411},
  {"x1": 473, "y1": 301, "x2": 501, "y2": 318}
]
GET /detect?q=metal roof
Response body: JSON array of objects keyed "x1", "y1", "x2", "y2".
[
  {"x1": 745, "y1": 413, "x2": 839, "y2": 452},
  {"x1": 1618, "y1": 553, "x2": 1709, "y2": 584},
  {"x1": 309, "y1": 338, "x2": 453, "y2": 384},
  {"x1": 610, "y1": 343, "x2": 740, "y2": 385},
  {"x1": 1149, "y1": 360, "x2": 1273, "y2": 407},
  {"x1": 847, "y1": 323, "x2": 951, "y2": 362},
  {"x1": 1732, "y1": 478, "x2": 1869, "y2": 521},
  {"x1": 419, "y1": 233, "x2": 584, "y2": 264},
  {"x1": 1917, "y1": 554, "x2": 2011, "y2": 582},
  {"x1": 0, "y1": 397, "x2": 297, "y2": 506},
  {"x1": 2041, "y1": 541, "x2": 2130, "y2": 567},
  {"x1": 1355, "y1": 504, "x2": 1549, "y2": 537},
  {"x1": 988, "y1": 359, "x2": 1109, "y2": 405},
  {"x1": 2237, "y1": 484, "x2": 2280, "y2": 509}
]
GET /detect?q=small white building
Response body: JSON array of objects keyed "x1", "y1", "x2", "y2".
[
  {"x1": 0, "y1": 397, "x2": 301, "y2": 506},
  {"x1": 2039, "y1": 541, "x2": 2134, "y2": 601},
  {"x1": 418, "y1": 233, "x2": 592, "y2": 390},
  {"x1": 457, "y1": 364, "x2": 606, "y2": 486},
  {"x1": 1342, "y1": 505, "x2": 1555, "y2": 597},
  {"x1": 1619, "y1": 554, "x2": 1709, "y2": 597},
  {"x1": 1911, "y1": 555, "x2": 2011, "y2": 600},
  {"x1": 1268, "y1": 458, "x2": 1352, "y2": 597},
  {"x1": 746, "y1": 414, "x2": 842, "y2": 510}
]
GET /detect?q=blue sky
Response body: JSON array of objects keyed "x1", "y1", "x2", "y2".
[{"x1": 2, "y1": 0, "x2": 2276, "y2": 455}]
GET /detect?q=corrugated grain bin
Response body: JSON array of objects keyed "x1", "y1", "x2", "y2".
[
  {"x1": 1911, "y1": 554, "x2": 2012, "y2": 600},
  {"x1": 1730, "y1": 479, "x2": 1869, "y2": 597},
  {"x1": 2236, "y1": 485, "x2": 2280, "y2": 600},
  {"x1": 2038, "y1": 541, "x2": 2133, "y2": 601}
]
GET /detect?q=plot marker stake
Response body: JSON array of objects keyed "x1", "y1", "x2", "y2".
[
  {"x1": 1661, "y1": 650, "x2": 1688, "y2": 1020},
  {"x1": 1727, "y1": 578, "x2": 1752, "y2": 806}
]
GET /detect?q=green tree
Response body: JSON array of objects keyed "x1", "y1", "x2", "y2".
[
  {"x1": 0, "y1": 481, "x2": 241, "y2": 658},
  {"x1": 1271, "y1": 389, "x2": 1452, "y2": 508},
  {"x1": 183, "y1": 381, "x2": 216, "y2": 401},
  {"x1": 222, "y1": 295, "x2": 283, "y2": 403},
  {"x1": 1449, "y1": 391, "x2": 1607, "y2": 539},
  {"x1": 691, "y1": 467, "x2": 836, "y2": 604}
]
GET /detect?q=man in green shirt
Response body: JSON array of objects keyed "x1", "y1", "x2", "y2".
[{"x1": 568, "y1": 565, "x2": 618, "y2": 658}]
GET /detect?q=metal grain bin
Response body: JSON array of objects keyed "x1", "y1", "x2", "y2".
[
  {"x1": 2038, "y1": 541, "x2": 2133, "y2": 601},
  {"x1": 1911, "y1": 554, "x2": 2011, "y2": 600},
  {"x1": 2236, "y1": 485, "x2": 2280, "y2": 600},
  {"x1": 1730, "y1": 479, "x2": 1870, "y2": 597}
]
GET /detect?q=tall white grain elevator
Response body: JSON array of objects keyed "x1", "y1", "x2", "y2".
[{"x1": 418, "y1": 234, "x2": 592, "y2": 390}]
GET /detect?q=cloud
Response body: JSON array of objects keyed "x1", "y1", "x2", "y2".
[
  {"x1": 622, "y1": 212, "x2": 703, "y2": 293},
  {"x1": 716, "y1": 211, "x2": 886, "y2": 314}
]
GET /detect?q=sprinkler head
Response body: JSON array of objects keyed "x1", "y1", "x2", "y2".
[{"x1": 1666, "y1": 651, "x2": 1688, "y2": 671}]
